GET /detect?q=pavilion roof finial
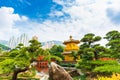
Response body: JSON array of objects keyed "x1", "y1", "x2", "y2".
[
  {"x1": 63, "y1": 35, "x2": 80, "y2": 45},
  {"x1": 70, "y1": 35, "x2": 72, "y2": 40}
]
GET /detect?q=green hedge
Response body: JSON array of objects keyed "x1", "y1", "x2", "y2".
[{"x1": 60, "y1": 63, "x2": 75, "y2": 67}]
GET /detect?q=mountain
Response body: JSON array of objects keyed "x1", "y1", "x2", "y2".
[
  {"x1": 52, "y1": 40, "x2": 63, "y2": 45},
  {"x1": 0, "y1": 40, "x2": 10, "y2": 50},
  {"x1": 41, "y1": 40, "x2": 63, "y2": 46},
  {"x1": 41, "y1": 40, "x2": 63, "y2": 49},
  {"x1": 0, "y1": 40, "x2": 8, "y2": 46},
  {"x1": 0, "y1": 44, "x2": 10, "y2": 50}
]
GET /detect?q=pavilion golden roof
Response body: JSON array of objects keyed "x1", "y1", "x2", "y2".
[{"x1": 63, "y1": 36, "x2": 80, "y2": 44}]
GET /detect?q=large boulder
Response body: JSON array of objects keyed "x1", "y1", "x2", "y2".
[{"x1": 49, "y1": 62, "x2": 73, "y2": 80}]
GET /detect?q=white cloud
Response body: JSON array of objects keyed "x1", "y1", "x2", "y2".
[
  {"x1": 0, "y1": 0, "x2": 120, "y2": 46},
  {"x1": 48, "y1": 0, "x2": 120, "y2": 45},
  {"x1": 0, "y1": 7, "x2": 27, "y2": 40},
  {"x1": 49, "y1": 11, "x2": 64, "y2": 17},
  {"x1": 25, "y1": 0, "x2": 119, "y2": 46},
  {"x1": 108, "y1": 0, "x2": 120, "y2": 11}
]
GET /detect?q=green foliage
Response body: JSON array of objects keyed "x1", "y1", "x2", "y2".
[
  {"x1": 0, "y1": 59, "x2": 14, "y2": 74},
  {"x1": 27, "y1": 39, "x2": 42, "y2": 58},
  {"x1": 73, "y1": 75, "x2": 86, "y2": 80},
  {"x1": 44, "y1": 55, "x2": 62, "y2": 62},
  {"x1": 104, "y1": 30, "x2": 120, "y2": 59},
  {"x1": 8, "y1": 49, "x2": 20, "y2": 57},
  {"x1": 0, "y1": 39, "x2": 48, "y2": 79},
  {"x1": 17, "y1": 78, "x2": 39, "y2": 80},
  {"x1": 94, "y1": 65, "x2": 120, "y2": 73},
  {"x1": 0, "y1": 39, "x2": 63, "y2": 80},
  {"x1": 76, "y1": 60, "x2": 92, "y2": 71},
  {"x1": 81, "y1": 33, "x2": 101, "y2": 45},
  {"x1": 18, "y1": 69, "x2": 36, "y2": 78},
  {"x1": 0, "y1": 56, "x2": 6, "y2": 62},
  {"x1": 71, "y1": 51, "x2": 80, "y2": 60},
  {"x1": 76, "y1": 60, "x2": 120, "y2": 74},
  {"x1": 79, "y1": 33, "x2": 106, "y2": 60},
  {"x1": 90, "y1": 60, "x2": 118, "y2": 65},
  {"x1": 77, "y1": 31, "x2": 120, "y2": 78},
  {"x1": 104, "y1": 30, "x2": 120, "y2": 41},
  {"x1": 49, "y1": 45, "x2": 64, "y2": 59},
  {"x1": 60, "y1": 63, "x2": 75, "y2": 67},
  {"x1": 0, "y1": 30, "x2": 120, "y2": 79},
  {"x1": 0, "y1": 48, "x2": 2, "y2": 54},
  {"x1": 0, "y1": 45, "x2": 31, "y2": 75}
]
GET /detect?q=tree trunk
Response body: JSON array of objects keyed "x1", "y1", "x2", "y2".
[
  {"x1": 12, "y1": 70, "x2": 18, "y2": 80},
  {"x1": 94, "y1": 52, "x2": 98, "y2": 60},
  {"x1": 12, "y1": 67, "x2": 29, "y2": 80}
]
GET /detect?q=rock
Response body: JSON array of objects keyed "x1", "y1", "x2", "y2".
[
  {"x1": 69, "y1": 70, "x2": 81, "y2": 77},
  {"x1": 49, "y1": 62, "x2": 73, "y2": 80}
]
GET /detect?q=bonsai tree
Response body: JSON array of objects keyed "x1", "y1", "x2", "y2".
[
  {"x1": 0, "y1": 39, "x2": 62, "y2": 80},
  {"x1": 49, "y1": 45, "x2": 64, "y2": 60},
  {"x1": 0, "y1": 40, "x2": 49, "y2": 80},
  {"x1": 104, "y1": 30, "x2": 120, "y2": 58},
  {"x1": 78, "y1": 33, "x2": 102, "y2": 60},
  {"x1": 76, "y1": 32, "x2": 120, "y2": 78}
]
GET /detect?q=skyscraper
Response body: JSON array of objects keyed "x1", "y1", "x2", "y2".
[{"x1": 8, "y1": 34, "x2": 29, "y2": 49}]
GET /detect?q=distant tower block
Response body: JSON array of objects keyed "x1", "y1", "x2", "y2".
[
  {"x1": 8, "y1": 36, "x2": 16, "y2": 49},
  {"x1": 20, "y1": 34, "x2": 29, "y2": 46},
  {"x1": 32, "y1": 36, "x2": 38, "y2": 40},
  {"x1": 8, "y1": 33, "x2": 29, "y2": 49}
]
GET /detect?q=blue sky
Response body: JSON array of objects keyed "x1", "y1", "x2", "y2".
[
  {"x1": 0, "y1": 0, "x2": 63, "y2": 19},
  {"x1": 0, "y1": 0, "x2": 120, "y2": 45}
]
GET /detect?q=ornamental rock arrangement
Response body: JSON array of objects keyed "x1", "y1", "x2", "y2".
[{"x1": 49, "y1": 62, "x2": 73, "y2": 80}]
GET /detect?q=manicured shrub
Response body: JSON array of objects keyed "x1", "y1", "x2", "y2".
[{"x1": 76, "y1": 60, "x2": 120, "y2": 76}]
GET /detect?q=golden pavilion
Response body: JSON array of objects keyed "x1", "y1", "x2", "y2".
[{"x1": 62, "y1": 36, "x2": 80, "y2": 62}]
